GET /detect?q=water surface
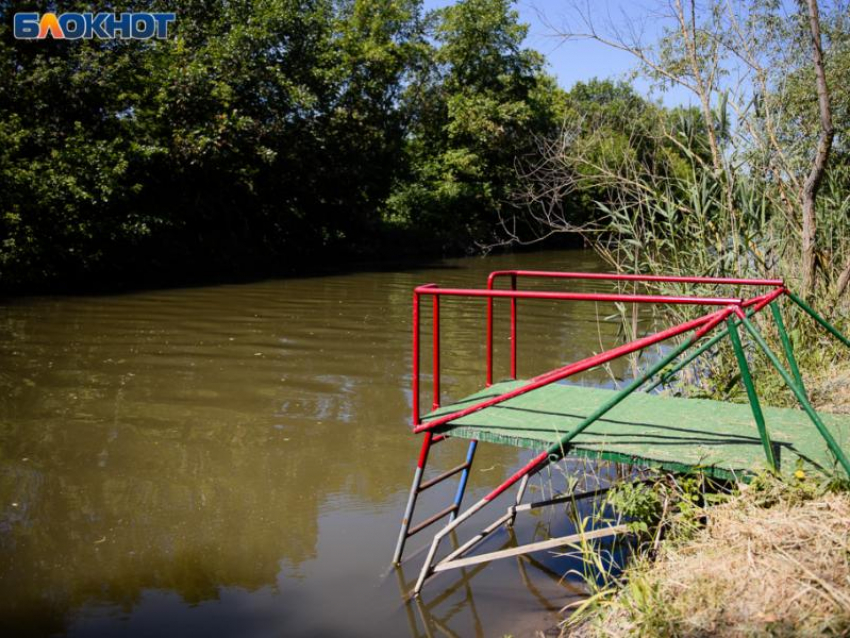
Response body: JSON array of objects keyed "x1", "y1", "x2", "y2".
[{"x1": 1, "y1": 250, "x2": 640, "y2": 637}]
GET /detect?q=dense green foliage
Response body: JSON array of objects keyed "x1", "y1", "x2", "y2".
[
  {"x1": 0, "y1": 0, "x2": 562, "y2": 291},
  {"x1": 385, "y1": 0, "x2": 561, "y2": 248}
]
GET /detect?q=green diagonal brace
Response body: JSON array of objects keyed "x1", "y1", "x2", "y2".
[
  {"x1": 646, "y1": 308, "x2": 758, "y2": 393},
  {"x1": 737, "y1": 315, "x2": 850, "y2": 479},
  {"x1": 545, "y1": 337, "x2": 695, "y2": 461},
  {"x1": 727, "y1": 318, "x2": 776, "y2": 472},
  {"x1": 787, "y1": 291, "x2": 850, "y2": 348},
  {"x1": 770, "y1": 300, "x2": 805, "y2": 394}
]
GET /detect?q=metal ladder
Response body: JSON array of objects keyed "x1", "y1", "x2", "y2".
[{"x1": 392, "y1": 435, "x2": 478, "y2": 565}]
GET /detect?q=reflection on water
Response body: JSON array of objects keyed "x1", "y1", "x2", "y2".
[
  {"x1": 397, "y1": 523, "x2": 588, "y2": 638},
  {"x1": 1, "y1": 250, "x2": 639, "y2": 637}
]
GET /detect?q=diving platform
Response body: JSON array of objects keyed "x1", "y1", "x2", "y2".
[
  {"x1": 392, "y1": 270, "x2": 850, "y2": 597},
  {"x1": 425, "y1": 381, "x2": 850, "y2": 481}
]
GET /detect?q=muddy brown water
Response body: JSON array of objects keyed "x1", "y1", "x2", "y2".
[{"x1": 0, "y1": 250, "x2": 642, "y2": 637}]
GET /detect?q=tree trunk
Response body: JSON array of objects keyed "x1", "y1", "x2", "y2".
[{"x1": 799, "y1": 0, "x2": 834, "y2": 297}]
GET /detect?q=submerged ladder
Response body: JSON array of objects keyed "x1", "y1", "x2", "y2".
[
  {"x1": 392, "y1": 270, "x2": 850, "y2": 597},
  {"x1": 392, "y1": 435, "x2": 478, "y2": 565}
]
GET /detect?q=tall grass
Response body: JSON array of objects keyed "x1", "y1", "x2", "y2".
[{"x1": 576, "y1": 157, "x2": 850, "y2": 405}]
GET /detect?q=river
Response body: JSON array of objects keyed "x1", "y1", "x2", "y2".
[{"x1": 0, "y1": 249, "x2": 642, "y2": 637}]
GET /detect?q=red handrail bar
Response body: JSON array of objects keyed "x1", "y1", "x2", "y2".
[
  {"x1": 415, "y1": 286, "x2": 744, "y2": 306},
  {"x1": 486, "y1": 270, "x2": 785, "y2": 287},
  {"x1": 432, "y1": 295, "x2": 440, "y2": 411},
  {"x1": 745, "y1": 286, "x2": 786, "y2": 313},
  {"x1": 412, "y1": 284, "x2": 439, "y2": 425}
]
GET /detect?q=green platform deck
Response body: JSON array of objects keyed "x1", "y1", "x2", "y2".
[{"x1": 424, "y1": 381, "x2": 850, "y2": 480}]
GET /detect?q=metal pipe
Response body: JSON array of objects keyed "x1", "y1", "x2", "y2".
[
  {"x1": 507, "y1": 472, "x2": 530, "y2": 527},
  {"x1": 787, "y1": 290, "x2": 850, "y2": 348},
  {"x1": 393, "y1": 431, "x2": 433, "y2": 564},
  {"x1": 414, "y1": 310, "x2": 723, "y2": 434},
  {"x1": 727, "y1": 318, "x2": 776, "y2": 471},
  {"x1": 646, "y1": 308, "x2": 761, "y2": 392},
  {"x1": 407, "y1": 504, "x2": 459, "y2": 537},
  {"x1": 433, "y1": 295, "x2": 440, "y2": 410},
  {"x1": 510, "y1": 274, "x2": 517, "y2": 379},
  {"x1": 693, "y1": 305, "x2": 738, "y2": 339},
  {"x1": 737, "y1": 313, "x2": 850, "y2": 478},
  {"x1": 415, "y1": 286, "x2": 743, "y2": 306},
  {"x1": 486, "y1": 287, "x2": 494, "y2": 387},
  {"x1": 419, "y1": 461, "x2": 470, "y2": 492},
  {"x1": 482, "y1": 451, "x2": 550, "y2": 502},
  {"x1": 486, "y1": 270, "x2": 784, "y2": 287},
  {"x1": 450, "y1": 440, "x2": 477, "y2": 521},
  {"x1": 646, "y1": 289, "x2": 778, "y2": 394},
  {"x1": 412, "y1": 291, "x2": 420, "y2": 426},
  {"x1": 770, "y1": 301, "x2": 805, "y2": 394},
  {"x1": 741, "y1": 286, "x2": 785, "y2": 311},
  {"x1": 441, "y1": 511, "x2": 515, "y2": 565},
  {"x1": 515, "y1": 472, "x2": 530, "y2": 505}
]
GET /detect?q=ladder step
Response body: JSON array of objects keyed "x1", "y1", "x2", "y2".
[
  {"x1": 406, "y1": 504, "x2": 459, "y2": 537},
  {"x1": 433, "y1": 524, "x2": 629, "y2": 572},
  {"x1": 418, "y1": 461, "x2": 470, "y2": 491}
]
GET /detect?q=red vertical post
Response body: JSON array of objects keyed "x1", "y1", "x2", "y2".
[
  {"x1": 417, "y1": 431, "x2": 434, "y2": 469},
  {"x1": 413, "y1": 291, "x2": 421, "y2": 425},
  {"x1": 432, "y1": 295, "x2": 440, "y2": 410},
  {"x1": 486, "y1": 294, "x2": 494, "y2": 387},
  {"x1": 510, "y1": 274, "x2": 517, "y2": 380},
  {"x1": 393, "y1": 429, "x2": 433, "y2": 564}
]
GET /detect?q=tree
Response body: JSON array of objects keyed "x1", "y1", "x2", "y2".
[
  {"x1": 0, "y1": 0, "x2": 426, "y2": 290},
  {"x1": 386, "y1": 0, "x2": 562, "y2": 249},
  {"x1": 517, "y1": 0, "x2": 850, "y2": 299}
]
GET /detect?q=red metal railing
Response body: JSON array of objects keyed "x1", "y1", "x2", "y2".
[{"x1": 413, "y1": 271, "x2": 785, "y2": 429}]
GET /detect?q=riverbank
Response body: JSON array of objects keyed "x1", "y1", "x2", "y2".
[
  {"x1": 0, "y1": 231, "x2": 583, "y2": 298},
  {"x1": 568, "y1": 365, "x2": 850, "y2": 638},
  {"x1": 571, "y1": 479, "x2": 850, "y2": 637}
]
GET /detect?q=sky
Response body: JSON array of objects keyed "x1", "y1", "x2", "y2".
[{"x1": 421, "y1": 0, "x2": 698, "y2": 108}]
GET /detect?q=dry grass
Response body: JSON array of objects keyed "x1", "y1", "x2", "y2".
[
  {"x1": 573, "y1": 480, "x2": 850, "y2": 637},
  {"x1": 809, "y1": 361, "x2": 850, "y2": 415}
]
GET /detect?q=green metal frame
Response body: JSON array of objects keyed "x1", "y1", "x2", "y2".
[
  {"x1": 737, "y1": 313, "x2": 850, "y2": 478},
  {"x1": 642, "y1": 296, "x2": 850, "y2": 478},
  {"x1": 727, "y1": 318, "x2": 776, "y2": 471},
  {"x1": 540, "y1": 297, "x2": 850, "y2": 478},
  {"x1": 788, "y1": 291, "x2": 850, "y2": 348},
  {"x1": 770, "y1": 301, "x2": 805, "y2": 394}
]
